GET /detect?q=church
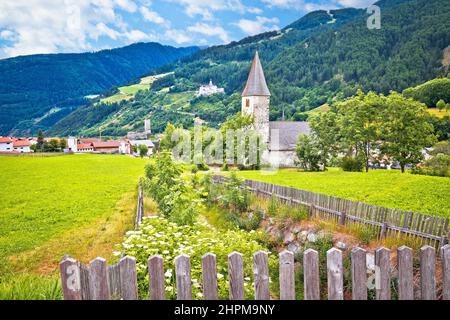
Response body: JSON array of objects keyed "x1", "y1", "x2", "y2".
[{"x1": 241, "y1": 51, "x2": 311, "y2": 167}]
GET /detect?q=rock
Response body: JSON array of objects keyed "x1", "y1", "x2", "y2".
[
  {"x1": 299, "y1": 231, "x2": 308, "y2": 241},
  {"x1": 336, "y1": 241, "x2": 347, "y2": 250},
  {"x1": 307, "y1": 233, "x2": 317, "y2": 243},
  {"x1": 283, "y1": 232, "x2": 296, "y2": 244},
  {"x1": 292, "y1": 225, "x2": 302, "y2": 234},
  {"x1": 366, "y1": 253, "x2": 375, "y2": 271},
  {"x1": 287, "y1": 242, "x2": 300, "y2": 254}
]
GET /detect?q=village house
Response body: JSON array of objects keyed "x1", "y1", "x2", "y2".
[
  {"x1": 13, "y1": 139, "x2": 32, "y2": 153},
  {"x1": 76, "y1": 143, "x2": 95, "y2": 153},
  {"x1": 0, "y1": 137, "x2": 14, "y2": 152}
]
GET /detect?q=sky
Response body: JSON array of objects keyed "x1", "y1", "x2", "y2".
[{"x1": 0, "y1": 0, "x2": 376, "y2": 59}]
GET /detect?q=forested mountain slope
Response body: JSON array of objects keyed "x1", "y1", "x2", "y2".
[
  {"x1": 0, "y1": 43, "x2": 199, "y2": 135},
  {"x1": 50, "y1": 0, "x2": 450, "y2": 137}
]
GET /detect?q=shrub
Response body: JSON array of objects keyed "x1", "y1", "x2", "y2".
[
  {"x1": 412, "y1": 153, "x2": 450, "y2": 177},
  {"x1": 144, "y1": 152, "x2": 201, "y2": 225},
  {"x1": 117, "y1": 216, "x2": 276, "y2": 300},
  {"x1": 220, "y1": 172, "x2": 250, "y2": 213},
  {"x1": 340, "y1": 156, "x2": 365, "y2": 172}
]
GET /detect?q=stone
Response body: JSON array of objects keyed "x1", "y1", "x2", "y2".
[
  {"x1": 287, "y1": 242, "x2": 300, "y2": 254},
  {"x1": 307, "y1": 233, "x2": 317, "y2": 243},
  {"x1": 366, "y1": 253, "x2": 375, "y2": 271},
  {"x1": 291, "y1": 225, "x2": 302, "y2": 234},
  {"x1": 283, "y1": 232, "x2": 295, "y2": 244},
  {"x1": 336, "y1": 241, "x2": 347, "y2": 250},
  {"x1": 299, "y1": 231, "x2": 308, "y2": 241}
]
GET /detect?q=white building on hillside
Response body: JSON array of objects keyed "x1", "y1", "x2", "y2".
[{"x1": 197, "y1": 80, "x2": 225, "y2": 97}]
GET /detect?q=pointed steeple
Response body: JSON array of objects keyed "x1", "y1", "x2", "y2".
[{"x1": 242, "y1": 51, "x2": 271, "y2": 97}]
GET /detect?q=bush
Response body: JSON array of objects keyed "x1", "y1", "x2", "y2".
[
  {"x1": 219, "y1": 172, "x2": 250, "y2": 213},
  {"x1": 412, "y1": 153, "x2": 450, "y2": 177},
  {"x1": 145, "y1": 152, "x2": 201, "y2": 225},
  {"x1": 340, "y1": 156, "x2": 365, "y2": 172},
  {"x1": 117, "y1": 216, "x2": 276, "y2": 299}
]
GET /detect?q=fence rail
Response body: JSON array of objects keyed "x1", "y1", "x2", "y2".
[
  {"x1": 60, "y1": 245, "x2": 450, "y2": 300},
  {"x1": 211, "y1": 176, "x2": 450, "y2": 250}
]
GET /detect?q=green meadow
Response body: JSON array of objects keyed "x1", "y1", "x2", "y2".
[
  {"x1": 232, "y1": 168, "x2": 450, "y2": 217},
  {"x1": 0, "y1": 154, "x2": 148, "y2": 275}
]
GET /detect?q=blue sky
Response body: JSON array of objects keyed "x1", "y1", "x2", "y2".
[{"x1": 0, "y1": 0, "x2": 375, "y2": 59}]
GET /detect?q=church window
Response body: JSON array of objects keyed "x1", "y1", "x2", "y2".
[{"x1": 245, "y1": 99, "x2": 250, "y2": 108}]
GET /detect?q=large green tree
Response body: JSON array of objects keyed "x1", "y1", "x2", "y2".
[{"x1": 381, "y1": 93, "x2": 437, "y2": 173}]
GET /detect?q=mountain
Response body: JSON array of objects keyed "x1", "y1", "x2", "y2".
[
  {"x1": 0, "y1": 43, "x2": 200, "y2": 135},
  {"x1": 40, "y1": 0, "x2": 450, "y2": 136}
]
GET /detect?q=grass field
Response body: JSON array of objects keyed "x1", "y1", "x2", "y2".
[
  {"x1": 231, "y1": 168, "x2": 450, "y2": 217},
  {"x1": 0, "y1": 154, "x2": 148, "y2": 274}
]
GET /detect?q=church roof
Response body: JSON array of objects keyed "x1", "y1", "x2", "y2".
[
  {"x1": 242, "y1": 51, "x2": 271, "y2": 97},
  {"x1": 269, "y1": 121, "x2": 311, "y2": 151}
]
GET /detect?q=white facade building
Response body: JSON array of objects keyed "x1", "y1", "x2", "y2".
[{"x1": 197, "y1": 80, "x2": 225, "y2": 97}]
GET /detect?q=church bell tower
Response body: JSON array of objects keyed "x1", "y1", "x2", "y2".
[{"x1": 242, "y1": 51, "x2": 271, "y2": 145}]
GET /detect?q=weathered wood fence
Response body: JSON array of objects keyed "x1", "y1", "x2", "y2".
[
  {"x1": 212, "y1": 176, "x2": 450, "y2": 251},
  {"x1": 60, "y1": 245, "x2": 450, "y2": 300},
  {"x1": 134, "y1": 181, "x2": 144, "y2": 229}
]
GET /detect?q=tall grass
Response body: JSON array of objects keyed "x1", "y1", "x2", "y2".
[{"x1": 0, "y1": 274, "x2": 62, "y2": 300}]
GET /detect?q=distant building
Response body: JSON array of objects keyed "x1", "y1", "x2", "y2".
[
  {"x1": 92, "y1": 141, "x2": 121, "y2": 153},
  {"x1": 12, "y1": 139, "x2": 32, "y2": 153},
  {"x1": 0, "y1": 137, "x2": 14, "y2": 152},
  {"x1": 76, "y1": 143, "x2": 94, "y2": 153},
  {"x1": 129, "y1": 140, "x2": 155, "y2": 157},
  {"x1": 197, "y1": 80, "x2": 225, "y2": 97}
]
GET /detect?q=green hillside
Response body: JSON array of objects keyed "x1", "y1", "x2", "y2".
[
  {"x1": 0, "y1": 43, "x2": 199, "y2": 135},
  {"x1": 49, "y1": 0, "x2": 450, "y2": 137}
]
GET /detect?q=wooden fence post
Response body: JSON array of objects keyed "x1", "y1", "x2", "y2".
[
  {"x1": 108, "y1": 263, "x2": 121, "y2": 299},
  {"x1": 60, "y1": 256, "x2": 82, "y2": 300},
  {"x1": 202, "y1": 253, "x2": 218, "y2": 300},
  {"x1": 175, "y1": 254, "x2": 192, "y2": 300},
  {"x1": 228, "y1": 252, "x2": 244, "y2": 300},
  {"x1": 351, "y1": 247, "x2": 367, "y2": 300},
  {"x1": 119, "y1": 256, "x2": 138, "y2": 300},
  {"x1": 327, "y1": 248, "x2": 343, "y2": 300},
  {"x1": 442, "y1": 244, "x2": 450, "y2": 300},
  {"x1": 420, "y1": 246, "x2": 436, "y2": 300},
  {"x1": 397, "y1": 246, "x2": 414, "y2": 300},
  {"x1": 379, "y1": 222, "x2": 388, "y2": 240},
  {"x1": 279, "y1": 250, "x2": 295, "y2": 300},
  {"x1": 253, "y1": 251, "x2": 270, "y2": 300},
  {"x1": 88, "y1": 257, "x2": 110, "y2": 300},
  {"x1": 304, "y1": 249, "x2": 320, "y2": 300},
  {"x1": 375, "y1": 247, "x2": 391, "y2": 300},
  {"x1": 339, "y1": 210, "x2": 346, "y2": 225},
  {"x1": 148, "y1": 255, "x2": 165, "y2": 300}
]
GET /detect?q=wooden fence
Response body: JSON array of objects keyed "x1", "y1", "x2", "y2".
[
  {"x1": 60, "y1": 245, "x2": 450, "y2": 300},
  {"x1": 211, "y1": 176, "x2": 450, "y2": 251},
  {"x1": 134, "y1": 181, "x2": 144, "y2": 229}
]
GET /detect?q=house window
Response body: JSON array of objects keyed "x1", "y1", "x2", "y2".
[{"x1": 245, "y1": 99, "x2": 250, "y2": 108}]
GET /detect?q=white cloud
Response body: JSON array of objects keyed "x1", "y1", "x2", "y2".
[
  {"x1": 0, "y1": 0, "x2": 164, "y2": 58},
  {"x1": 167, "y1": 0, "x2": 259, "y2": 21},
  {"x1": 164, "y1": 29, "x2": 191, "y2": 44},
  {"x1": 187, "y1": 22, "x2": 231, "y2": 43},
  {"x1": 115, "y1": 0, "x2": 137, "y2": 12},
  {"x1": 337, "y1": 0, "x2": 375, "y2": 8},
  {"x1": 140, "y1": 6, "x2": 166, "y2": 25},
  {"x1": 261, "y1": 0, "x2": 375, "y2": 11},
  {"x1": 235, "y1": 16, "x2": 279, "y2": 36}
]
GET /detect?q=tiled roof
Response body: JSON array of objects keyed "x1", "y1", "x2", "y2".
[
  {"x1": 0, "y1": 137, "x2": 13, "y2": 143},
  {"x1": 92, "y1": 141, "x2": 120, "y2": 148},
  {"x1": 269, "y1": 121, "x2": 311, "y2": 151},
  {"x1": 80, "y1": 138, "x2": 101, "y2": 144},
  {"x1": 242, "y1": 51, "x2": 271, "y2": 97},
  {"x1": 13, "y1": 139, "x2": 31, "y2": 147}
]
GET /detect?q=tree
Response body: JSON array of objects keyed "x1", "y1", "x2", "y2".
[
  {"x1": 37, "y1": 129, "x2": 44, "y2": 150},
  {"x1": 59, "y1": 138, "x2": 67, "y2": 150},
  {"x1": 381, "y1": 92, "x2": 437, "y2": 173},
  {"x1": 295, "y1": 134, "x2": 322, "y2": 171},
  {"x1": 335, "y1": 90, "x2": 383, "y2": 172},
  {"x1": 159, "y1": 123, "x2": 177, "y2": 151},
  {"x1": 437, "y1": 99, "x2": 446, "y2": 111},
  {"x1": 138, "y1": 144, "x2": 149, "y2": 158}
]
